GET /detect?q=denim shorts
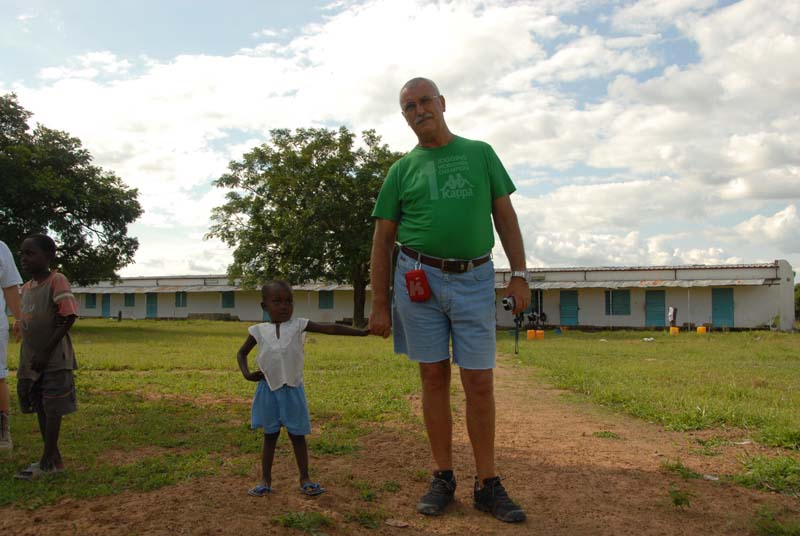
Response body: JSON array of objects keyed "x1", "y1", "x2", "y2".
[
  {"x1": 0, "y1": 329, "x2": 8, "y2": 379},
  {"x1": 392, "y1": 250, "x2": 497, "y2": 370},
  {"x1": 251, "y1": 380, "x2": 311, "y2": 436}
]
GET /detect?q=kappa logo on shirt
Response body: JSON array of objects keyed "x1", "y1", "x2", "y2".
[{"x1": 439, "y1": 173, "x2": 474, "y2": 200}]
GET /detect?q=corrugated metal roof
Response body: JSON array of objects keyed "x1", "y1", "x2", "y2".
[
  {"x1": 70, "y1": 285, "x2": 242, "y2": 294},
  {"x1": 527, "y1": 279, "x2": 769, "y2": 290},
  {"x1": 71, "y1": 283, "x2": 355, "y2": 294},
  {"x1": 497, "y1": 261, "x2": 778, "y2": 273}
]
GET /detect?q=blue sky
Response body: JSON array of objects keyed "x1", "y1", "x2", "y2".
[{"x1": 2, "y1": 0, "x2": 798, "y2": 280}]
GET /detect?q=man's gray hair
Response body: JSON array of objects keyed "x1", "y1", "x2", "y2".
[{"x1": 399, "y1": 77, "x2": 441, "y2": 104}]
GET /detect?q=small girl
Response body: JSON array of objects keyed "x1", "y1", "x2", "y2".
[
  {"x1": 237, "y1": 280, "x2": 368, "y2": 496},
  {"x1": 14, "y1": 234, "x2": 79, "y2": 480}
]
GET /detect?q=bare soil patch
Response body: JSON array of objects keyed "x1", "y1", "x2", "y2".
[{"x1": 2, "y1": 354, "x2": 798, "y2": 535}]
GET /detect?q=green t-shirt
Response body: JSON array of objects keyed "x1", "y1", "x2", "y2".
[{"x1": 372, "y1": 136, "x2": 516, "y2": 259}]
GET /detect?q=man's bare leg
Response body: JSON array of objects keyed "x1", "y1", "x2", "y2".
[
  {"x1": 460, "y1": 368, "x2": 495, "y2": 481},
  {"x1": 416, "y1": 360, "x2": 457, "y2": 516},
  {"x1": 419, "y1": 360, "x2": 453, "y2": 471}
]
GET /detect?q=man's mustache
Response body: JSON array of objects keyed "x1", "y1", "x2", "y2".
[{"x1": 415, "y1": 113, "x2": 433, "y2": 125}]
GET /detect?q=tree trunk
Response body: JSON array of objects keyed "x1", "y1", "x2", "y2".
[{"x1": 352, "y1": 264, "x2": 367, "y2": 327}]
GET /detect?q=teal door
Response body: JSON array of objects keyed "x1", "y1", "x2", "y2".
[
  {"x1": 101, "y1": 294, "x2": 111, "y2": 317},
  {"x1": 559, "y1": 290, "x2": 578, "y2": 326},
  {"x1": 645, "y1": 290, "x2": 666, "y2": 327},
  {"x1": 712, "y1": 288, "x2": 734, "y2": 328},
  {"x1": 146, "y1": 293, "x2": 158, "y2": 319},
  {"x1": 262, "y1": 309, "x2": 271, "y2": 321}
]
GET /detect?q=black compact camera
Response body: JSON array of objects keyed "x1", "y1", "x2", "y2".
[{"x1": 502, "y1": 296, "x2": 515, "y2": 311}]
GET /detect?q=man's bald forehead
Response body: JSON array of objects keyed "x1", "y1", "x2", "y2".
[{"x1": 399, "y1": 77, "x2": 440, "y2": 102}]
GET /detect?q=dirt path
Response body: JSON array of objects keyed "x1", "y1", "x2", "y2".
[{"x1": 2, "y1": 354, "x2": 798, "y2": 535}]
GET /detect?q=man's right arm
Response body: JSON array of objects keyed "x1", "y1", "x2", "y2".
[{"x1": 368, "y1": 218, "x2": 398, "y2": 338}]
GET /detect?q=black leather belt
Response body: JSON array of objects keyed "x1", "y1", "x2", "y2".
[{"x1": 400, "y1": 245, "x2": 491, "y2": 274}]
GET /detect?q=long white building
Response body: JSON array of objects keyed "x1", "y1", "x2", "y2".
[{"x1": 71, "y1": 259, "x2": 795, "y2": 331}]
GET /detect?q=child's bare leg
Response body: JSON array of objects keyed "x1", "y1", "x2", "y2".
[
  {"x1": 37, "y1": 410, "x2": 63, "y2": 471},
  {"x1": 261, "y1": 431, "x2": 279, "y2": 486},
  {"x1": 35, "y1": 408, "x2": 47, "y2": 467},
  {"x1": 288, "y1": 432, "x2": 310, "y2": 485}
]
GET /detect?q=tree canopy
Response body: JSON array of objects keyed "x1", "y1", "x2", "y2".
[
  {"x1": 0, "y1": 93, "x2": 143, "y2": 285},
  {"x1": 207, "y1": 127, "x2": 403, "y2": 325}
]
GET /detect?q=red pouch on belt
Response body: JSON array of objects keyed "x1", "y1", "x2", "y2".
[{"x1": 405, "y1": 269, "x2": 431, "y2": 302}]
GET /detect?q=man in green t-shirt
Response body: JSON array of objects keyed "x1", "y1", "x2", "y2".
[{"x1": 369, "y1": 77, "x2": 529, "y2": 523}]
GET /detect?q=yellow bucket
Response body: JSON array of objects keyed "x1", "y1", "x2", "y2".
[
  {"x1": 527, "y1": 330, "x2": 536, "y2": 341},
  {"x1": 669, "y1": 326, "x2": 679, "y2": 335},
  {"x1": 536, "y1": 330, "x2": 545, "y2": 340},
  {"x1": 696, "y1": 326, "x2": 707, "y2": 334}
]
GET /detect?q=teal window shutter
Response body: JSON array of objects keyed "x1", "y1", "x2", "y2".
[
  {"x1": 175, "y1": 292, "x2": 188, "y2": 308},
  {"x1": 86, "y1": 294, "x2": 97, "y2": 309},
  {"x1": 318, "y1": 291, "x2": 334, "y2": 310},
  {"x1": 124, "y1": 293, "x2": 135, "y2": 307},
  {"x1": 221, "y1": 291, "x2": 235, "y2": 308},
  {"x1": 604, "y1": 290, "x2": 631, "y2": 316}
]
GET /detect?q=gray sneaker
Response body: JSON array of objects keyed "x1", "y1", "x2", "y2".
[
  {"x1": 416, "y1": 474, "x2": 456, "y2": 516},
  {"x1": 474, "y1": 476, "x2": 526, "y2": 523},
  {"x1": 0, "y1": 412, "x2": 11, "y2": 450}
]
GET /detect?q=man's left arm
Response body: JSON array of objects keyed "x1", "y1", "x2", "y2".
[{"x1": 492, "y1": 194, "x2": 529, "y2": 315}]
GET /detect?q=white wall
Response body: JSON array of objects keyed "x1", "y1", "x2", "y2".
[
  {"x1": 75, "y1": 288, "x2": 371, "y2": 324},
  {"x1": 75, "y1": 260, "x2": 795, "y2": 330}
]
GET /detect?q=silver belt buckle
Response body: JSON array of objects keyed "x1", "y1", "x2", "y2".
[{"x1": 445, "y1": 258, "x2": 471, "y2": 272}]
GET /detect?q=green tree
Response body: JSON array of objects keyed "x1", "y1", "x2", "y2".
[
  {"x1": 207, "y1": 127, "x2": 402, "y2": 326},
  {"x1": 1, "y1": 93, "x2": 143, "y2": 284}
]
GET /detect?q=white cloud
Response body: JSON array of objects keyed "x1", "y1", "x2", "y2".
[
  {"x1": 523, "y1": 34, "x2": 660, "y2": 83},
  {"x1": 6, "y1": 0, "x2": 800, "y2": 277},
  {"x1": 38, "y1": 51, "x2": 131, "y2": 80},
  {"x1": 733, "y1": 205, "x2": 800, "y2": 254},
  {"x1": 612, "y1": 0, "x2": 717, "y2": 33},
  {"x1": 250, "y1": 28, "x2": 280, "y2": 38}
]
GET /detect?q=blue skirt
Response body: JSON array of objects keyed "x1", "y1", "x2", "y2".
[{"x1": 251, "y1": 380, "x2": 311, "y2": 436}]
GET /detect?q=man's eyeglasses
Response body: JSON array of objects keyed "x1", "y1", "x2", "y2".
[{"x1": 402, "y1": 95, "x2": 441, "y2": 115}]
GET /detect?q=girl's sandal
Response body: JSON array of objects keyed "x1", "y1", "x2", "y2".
[
  {"x1": 14, "y1": 463, "x2": 43, "y2": 481},
  {"x1": 299, "y1": 482, "x2": 325, "y2": 496},
  {"x1": 247, "y1": 484, "x2": 272, "y2": 497}
]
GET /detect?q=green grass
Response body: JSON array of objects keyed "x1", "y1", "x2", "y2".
[
  {"x1": 661, "y1": 459, "x2": 701, "y2": 480},
  {"x1": 753, "y1": 506, "x2": 800, "y2": 536},
  {"x1": 734, "y1": 456, "x2": 800, "y2": 496},
  {"x1": 4, "y1": 320, "x2": 800, "y2": 510},
  {"x1": 1, "y1": 319, "x2": 419, "y2": 508},
  {"x1": 381, "y1": 479, "x2": 401, "y2": 492},
  {"x1": 275, "y1": 511, "x2": 333, "y2": 534},
  {"x1": 345, "y1": 509, "x2": 385, "y2": 529},
  {"x1": 668, "y1": 485, "x2": 693, "y2": 509},
  {"x1": 692, "y1": 436, "x2": 730, "y2": 456},
  {"x1": 502, "y1": 329, "x2": 800, "y2": 448},
  {"x1": 592, "y1": 430, "x2": 622, "y2": 440}
]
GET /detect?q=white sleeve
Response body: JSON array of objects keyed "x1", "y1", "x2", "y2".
[
  {"x1": 248, "y1": 324, "x2": 264, "y2": 345},
  {"x1": 0, "y1": 242, "x2": 23, "y2": 289}
]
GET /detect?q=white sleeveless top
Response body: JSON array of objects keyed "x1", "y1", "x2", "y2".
[{"x1": 249, "y1": 318, "x2": 309, "y2": 391}]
